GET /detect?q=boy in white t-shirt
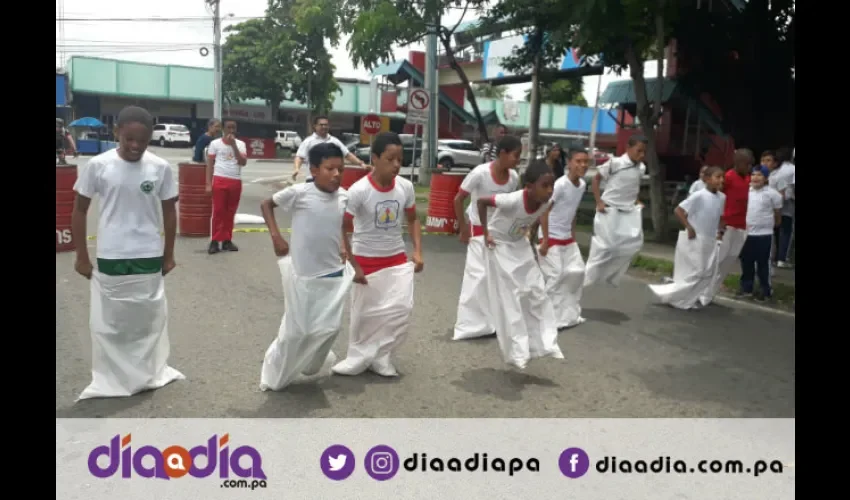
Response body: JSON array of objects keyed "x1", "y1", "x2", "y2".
[
  {"x1": 451, "y1": 135, "x2": 522, "y2": 341},
  {"x1": 537, "y1": 147, "x2": 590, "y2": 329},
  {"x1": 258, "y1": 142, "x2": 353, "y2": 390},
  {"x1": 70, "y1": 105, "x2": 185, "y2": 400},
  {"x1": 333, "y1": 132, "x2": 424, "y2": 377},
  {"x1": 649, "y1": 166, "x2": 726, "y2": 310},
  {"x1": 739, "y1": 165, "x2": 782, "y2": 301},
  {"x1": 477, "y1": 160, "x2": 563, "y2": 370},
  {"x1": 205, "y1": 119, "x2": 248, "y2": 254}
]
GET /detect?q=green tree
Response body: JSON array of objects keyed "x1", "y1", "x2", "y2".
[
  {"x1": 315, "y1": 0, "x2": 492, "y2": 142},
  {"x1": 222, "y1": 1, "x2": 340, "y2": 123},
  {"x1": 524, "y1": 79, "x2": 587, "y2": 106},
  {"x1": 474, "y1": 84, "x2": 508, "y2": 100}
]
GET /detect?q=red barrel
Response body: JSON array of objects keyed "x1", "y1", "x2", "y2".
[
  {"x1": 178, "y1": 162, "x2": 212, "y2": 237},
  {"x1": 341, "y1": 166, "x2": 369, "y2": 190},
  {"x1": 56, "y1": 164, "x2": 78, "y2": 253},
  {"x1": 425, "y1": 172, "x2": 466, "y2": 234}
]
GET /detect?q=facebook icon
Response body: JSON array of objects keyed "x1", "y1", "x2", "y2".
[{"x1": 558, "y1": 447, "x2": 590, "y2": 478}]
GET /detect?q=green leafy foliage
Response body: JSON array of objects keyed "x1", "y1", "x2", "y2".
[
  {"x1": 222, "y1": 0, "x2": 340, "y2": 115},
  {"x1": 525, "y1": 79, "x2": 587, "y2": 106}
]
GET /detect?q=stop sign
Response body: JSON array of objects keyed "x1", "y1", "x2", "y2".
[{"x1": 361, "y1": 114, "x2": 382, "y2": 135}]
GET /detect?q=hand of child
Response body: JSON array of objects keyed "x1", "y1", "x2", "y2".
[
  {"x1": 412, "y1": 253, "x2": 424, "y2": 273},
  {"x1": 596, "y1": 201, "x2": 607, "y2": 213},
  {"x1": 353, "y1": 268, "x2": 368, "y2": 285},
  {"x1": 486, "y1": 234, "x2": 496, "y2": 248},
  {"x1": 273, "y1": 236, "x2": 289, "y2": 257},
  {"x1": 458, "y1": 225, "x2": 471, "y2": 244},
  {"x1": 162, "y1": 257, "x2": 177, "y2": 276},
  {"x1": 538, "y1": 240, "x2": 549, "y2": 257},
  {"x1": 340, "y1": 248, "x2": 348, "y2": 264},
  {"x1": 75, "y1": 258, "x2": 93, "y2": 280},
  {"x1": 687, "y1": 227, "x2": 696, "y2": 240}
]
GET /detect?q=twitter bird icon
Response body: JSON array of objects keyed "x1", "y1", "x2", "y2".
[
  {"x1": 329, "y1": 454, "x2": 347, "y2": 471},
  {"x1": 321, "y1": 444, "x2": 355, "y2": 480}
]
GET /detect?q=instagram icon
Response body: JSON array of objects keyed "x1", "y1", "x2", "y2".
[{"x1": 364, "y1": 445, "x2": 400, "y2": 481}]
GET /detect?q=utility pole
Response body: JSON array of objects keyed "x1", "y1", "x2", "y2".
[
  {"x1": 588, "y1": 73, "x2": 604, "y2": 154},
  {"x1": 526, "y1": 29, "x2": 543, "y2": 167},
  {"x1": 211, "y1": 0, "x2": 223, "y2": 120},
  {"x1": 420, "y1": 18, "x2": 439, "y2": 186}
]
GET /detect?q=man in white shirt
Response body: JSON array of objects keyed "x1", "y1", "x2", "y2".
[
  {"x1": 584, "y1": 135, "x2": 647, "y2": 287},
  {"x1": 70, "y1": 105, "x2": 184, "y2": 400},
  {"x1": 452, "y1": 135, "x2": 522, "y2": 341},
  {"x1": 258, "y1": 142, "x2": 353, "y2": 390},
  {"x1": 291, "y1": 115, "x2": 368, "y2": 182},
  {"x1": 205, "y1": 119, "x2": 248, "y2": 254},
  {"x1": 769, "y1": 147, "x2": 795, "y2": 268},
  {"x1": 537, "y1": 147, "x2": 590, "y2": 329},
  {"x1": 739, "y1": 165, "x2": 782, "y2": 300},
  {"x1": 333, "y1": 132, "x2": 424, "y2": 378}
]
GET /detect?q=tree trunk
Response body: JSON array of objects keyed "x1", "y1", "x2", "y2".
[
  {"x1": 625, "y1": 44, "x2": 668, "y2": 243},
  {"x1": 438, "y1": 31, "x2": 489, "y2": 144},
  {"x1": 527, "y1": 29, "x2": 544, "y2": 166}
]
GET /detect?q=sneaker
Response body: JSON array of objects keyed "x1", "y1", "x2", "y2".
[
  {"x1": 208, "y1": 241, "x2": 220, "y2": 254},
  {"x1": 222, "y1": 240, "x2": 239, "y2": 252},
  {"x1": 735, "y1": 290, "x2": 753, "y2": 299}
]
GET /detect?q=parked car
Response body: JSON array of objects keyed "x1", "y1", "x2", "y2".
[
  {"x1": 355, "y1": 134, "x2": 422, "y2": 167},
  {"x1": 151, "y1": 124, "x2": 191, "y2": 148},
  {"x1": 420, "y1": 139, "x2": 484, "y2": 171},
  {"x1": 275, "y1": 130, "x2": 302, "y2": 152}
]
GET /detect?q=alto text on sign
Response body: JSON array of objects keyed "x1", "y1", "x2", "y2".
[
  {"x1": 406, "y1": 89, "x2": 430, "y2": 126},
  {"x1": 361, "y1": 114, "x2": 382, "y2": 135}
]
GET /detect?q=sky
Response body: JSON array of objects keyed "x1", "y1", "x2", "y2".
[{"x1": 55, "y1": 0, "x2": 642, "y2": 107}]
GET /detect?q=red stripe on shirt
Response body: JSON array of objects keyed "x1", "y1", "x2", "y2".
[{"x1": 354, "y1": 253, "x2": 408, "y2": 275}]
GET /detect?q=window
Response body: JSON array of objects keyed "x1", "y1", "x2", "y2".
[
  {"x1": 169, "y1": 125, "x2": 189, "y2": 132},
  {"x1": 153, "y1": 125, "x2": 166, "y2": 131}
]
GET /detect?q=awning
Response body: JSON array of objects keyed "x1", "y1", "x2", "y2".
[{"x1": 599, "y1": 77, "x2": 726, "y2": 137}]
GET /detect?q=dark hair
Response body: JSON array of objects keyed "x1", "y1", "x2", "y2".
[
  {"x1": 117, "y1": 106, "x2": 154, "y2": 130},
  {"x1": 628, "y1": 135, "x2": 648, "y2": 147},
  {"x1": 223, "y1": 119, "x2": 237, "y2": 127},
  {"x1": 313, "y1": 115, "x2": 329, "y2": 125},
  {"x1": 495, "y1": 124, "x2": 508, "y2": 132},
  {"x1": 522, "y1": 160, "x2": 553, "y2": 186},
  {"x1": 775, "y1": 147, "x2": 793, "y2": 163},
  {"x1": 309, "y1": 142, "x2": 344, "y2": 168},
  {"x1": 495, "y1": 135, "x2": 522, "y2": 155},
  {"x1": 760, "y1": 149, "x2": 776, "y2": 160},
  {"x1": 705, "y1": 165, "x2": 724, "y2": 177},
  {"x1": 207, "y1": 118, "x2": 221, "y2": 129},
  {"x1": 734, "y1": 148, "x2": 754, "y2": 164},
  {"x1": 371, "y1": 131, "x2": 402, "y2": 158},
  {"x1": 567, "y1": 146, "x2": 588, "y2": 159}
]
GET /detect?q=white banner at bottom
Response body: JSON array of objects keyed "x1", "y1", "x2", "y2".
[{"x1": 57, "y1": 418, "x2": 795, "y2": 499}]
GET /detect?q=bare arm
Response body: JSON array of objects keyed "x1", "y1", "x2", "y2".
[
  {"x1": 162, "y1": 199, "x2": 177, "y2": 262},
  {"x1": 341, "y1": 216, "x2": 364, "y2": 279},
  {"x1": 72, "y1": 194, "x2": 92, "y2": 264},
  {"x1": 406, "y1": 209, "x2": 423, "y2": 258},
  {"x1": 539, "y1": 204, "x2": 553, "y2": 244},
  {"x1": 454, "y1": 190, "x2": 470, "y2": 234},
  {"x1": 674, "y1": 206, "x2": 691, "y2": 231},
  {"x1": 346, "y1": 152, "x2": 366, "y2": 167},
  {"x1": 477, "y1": 197, "x2": 496, "y2": 241},
  {"x1": 232, "y1": 142, "x2": 247, "y2": 166},
  {"x1": 205, "y1": 154, "x2": 215, "y2": 188},
  {"x1": 592, "y1": 172, "x2": 605, "y2": 211},
  {"x1": 260, "y1": 198, "x2": 285, "y2": 244},
  {"x1": 773, "y1": 208, "x2": 781, "y2": 227}
]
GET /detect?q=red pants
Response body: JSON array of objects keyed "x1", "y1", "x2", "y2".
[{"x1": 211, "y1": 176, "x2": 242, "y2": 242}]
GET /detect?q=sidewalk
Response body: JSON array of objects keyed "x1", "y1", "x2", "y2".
[{"x1": 572, "y1": 230, "x2": 796, "y2": 287}]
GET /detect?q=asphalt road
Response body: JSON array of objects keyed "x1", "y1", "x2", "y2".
[{"x1": 56, "y1": 146, "x2": 796, "y2": 419}]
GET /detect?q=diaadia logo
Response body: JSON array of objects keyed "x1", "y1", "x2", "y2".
[{"x1": 87, "y1": 434, "x2": 267, "y2": 489}]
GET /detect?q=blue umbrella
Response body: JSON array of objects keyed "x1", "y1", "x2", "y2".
[{"x1": 69, "y1": 117, "x2": 105, "y2": 128}]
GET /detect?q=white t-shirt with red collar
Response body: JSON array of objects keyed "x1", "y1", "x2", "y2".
[
  {"x1": 539, "y1": 175, "x2": 585, "y2": 241},
  {"x1": 489, "y1": 189, "x2": 552, "y2": 243},
  {"x1": 344, "y1": 174, "x2": 416, "y2": 257},
  {"x1": 459, "y1": 162, "x2": 520, "y2": 227}
]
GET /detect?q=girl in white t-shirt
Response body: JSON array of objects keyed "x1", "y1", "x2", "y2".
[
  {"x1": 649, "y1": 166, "x2": 726, "y2": 310},
  {"x1": 739, "y1": 166, "x2": 782, "y2": 301},
  {"x1": 333, "y1": 132, "x2": 424, "y2": 378},
  {"x1": 258, "y1": 142, "x2": 353, "y2": 391},
  {"x1": 537, "y1": 147, "x2": 590, "y2": 329},
  {"x1": 477, "y1": 161, "x2": 563, "y2": 369}
]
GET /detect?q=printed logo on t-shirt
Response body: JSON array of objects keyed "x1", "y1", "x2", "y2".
[
  {"x1": 508, "y1": 220, "x2": 531, "y2": 240},
  {"x1": 374, "y1": 200, "x2": 400, "y2": 230},
  {"x1": 140, "y1": 180, "x2": 155, "y2": 194}
]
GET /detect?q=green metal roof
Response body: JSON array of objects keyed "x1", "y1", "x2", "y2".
[{"x1": 598, "y1": 77, "x2": 678, "y2": 105}]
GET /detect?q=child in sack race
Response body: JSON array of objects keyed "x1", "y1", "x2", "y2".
[
  {"x1": 258, "y1": 142, "x2": 354, "y2": 391},
  {"x1": 333, "y1": 132, "x2": 425, "y2": 377},
  {"x1": 70, "y1": 105, "x2": 185, "y2": 400},
  {"x1": 477, "y1": 160, "x2": 564, "y2": 370}
]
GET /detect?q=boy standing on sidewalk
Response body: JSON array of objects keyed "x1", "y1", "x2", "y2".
[
  {"x1": 206, "y1": 119, "x2": 247, "y2": 254},
  {"x1": 739, "y1": 166, "x2": 782, "y2": 301}
]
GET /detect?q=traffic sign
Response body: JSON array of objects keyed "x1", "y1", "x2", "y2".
[
  {"x1": 406, "y1": 89, "x2": 430, "y2": 125},
  {"x1": 361, "y1": 114, "x2": 382, "y2": 135}
]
